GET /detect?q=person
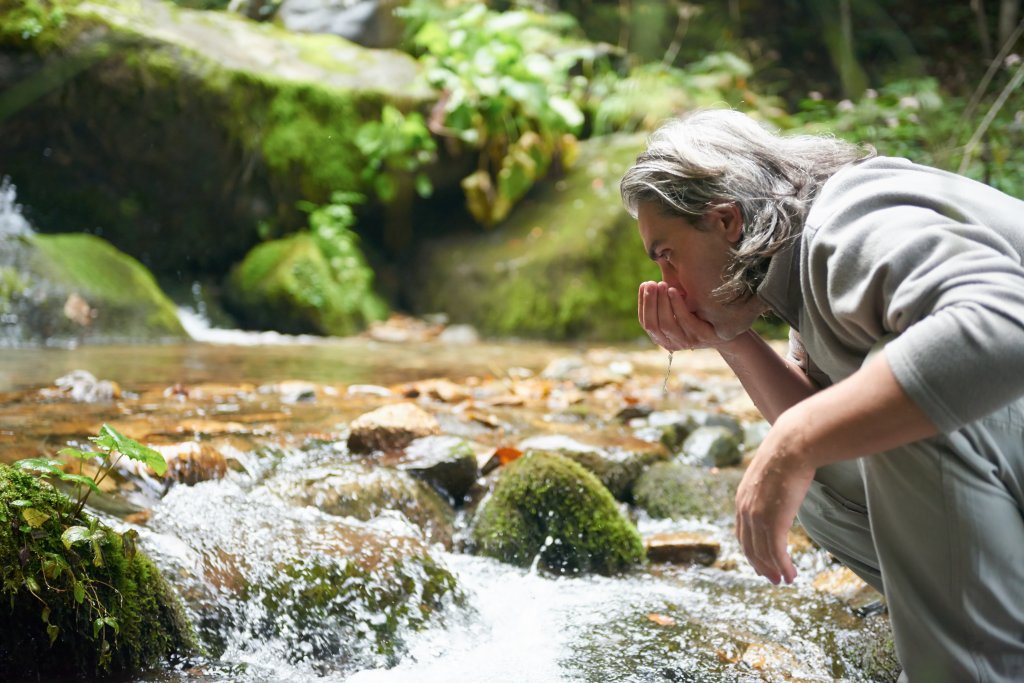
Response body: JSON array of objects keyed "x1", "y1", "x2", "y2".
[{"x1": 620, "y1": 108, "x2": 1024, "y2": 682}]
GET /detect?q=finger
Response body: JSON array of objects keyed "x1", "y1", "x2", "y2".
[
  {"x1": 750, "y1": 524, "x2": 781, "y2": 585},
  {"x1": 655, "y1": 283, "x2": 679, "y2": 340},
  {"x1": 640, "y1": 283, "x2": 669, "y2": 348}
]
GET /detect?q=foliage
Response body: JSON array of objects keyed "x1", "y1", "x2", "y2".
[
  {"x1": 355, "y1": 105, "x2": 437, "y2": 202},
  {"x1": 1, "y1": 427, "x2": 193, "y2": 678},
  {"x1": 795, "y1": 77, "x2": 1024, "y2": 199},
  {"x1": 586, "y1": 54, "x2": 788, "y2": 136},
  {"x1": 0, "y1": 0, "x2": 66, "y2": 48},
  {"x1": 471, "y1": 451, "x2": 645, "y2": 574},
  {"x1": 400, "y1": 1, "x2": 592, "y2": 225}
]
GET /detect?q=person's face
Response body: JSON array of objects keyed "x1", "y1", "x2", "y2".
[{"x1": 636, "y1": 201, "x2": 764, "y2": 341}]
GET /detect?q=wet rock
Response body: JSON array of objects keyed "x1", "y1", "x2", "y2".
[
  {"x1": 681, "y1": 426, "x2": 742, "y2": 468},
  {"x1": 743, "y1": 419, "x2": 771, "y2": 452},
  {"x1": 639, "y1": 410, "x2": 700, "y2": 451},
  {"x1": 393, "y1": 435, "x2": 478, "y2": 504},
  {"x1": 643, "y1": 531, "x2": 720, "y2": 566},
  {"x1": 278, "y1": 0, "x2": 406, "y2": 49},
  {"x1": 517, "y1": 433, "x2": 668, "y2": 500},
  {"x1": 150, "y1": 441, "x2": 229, "y2": 485},
  {"x1": 633, "y1": 461, "x2": 742, "y2": 521},
  {"x1": 834, "y1": 613, "x2": 900, "y2": 683},
  {"x1": 149, "y1": 482, "x2": 459, "y2": 664},
  {"x1": 740, "y1": 641, "x2": 832, "y2": 679},
  {"x1": 347, "y1": 402, "x2": 441, "y2": 453},
  {"x1": 365, "y1": 313, "x2": 444, "y2": 343},
  {"x1": 0, "y1": 233, "x2": 186, "y2": 346},
  {"x1": 812, "y1": 565, "x2": 885, "y2": 615},
  {"x1": 692, "y1": 411, "x2": 744, "y2": 441},
  {"x1": 259, "y1": 380, "x2": 318, "y2": 404},
  {"x1": 402, "y1": 378, "x2": 471, "y2": 403},
  {"x1": 470, "y1": 451, "x2": 645, "y2": 575},
  {"x1": 266, "y1": 464, "x2": 455, "y2": 547},
  {"x1": 41, "y1": 370, "x2": 121, "y2": 403},
  {"x1": 437, "y1": 324, "x2": 479, "y2": 345},
  {"x1": 0, "y1": 465, "x2": 197, "y2": 679}
]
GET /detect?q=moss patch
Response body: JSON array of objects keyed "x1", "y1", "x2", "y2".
[
  {"x1": 409, "y1": 133, "x2": 659, "y2": 341},
  {"x1": 632, "y1": 461, "x2": 742, "y2": 522},
  {"x1": 224, "y1": 232, "x2": 387, "y2": 336},
  {"x1": 0, "y1": 464, "x2": 197, "y2": 679},
  {"x1": 471, "y1": 451, "x2": 645, "y2": 574},
  {"x1": 0, "y1": 233, "x2": 185, "y2": 344}
]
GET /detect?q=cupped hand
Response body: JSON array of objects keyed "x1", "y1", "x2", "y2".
[
  {"x1": 734, "y1": 419, "x2": 816, "y2": 585},
  {"x1": 638, "y1": 281, "x2": 719, "y2": 352}
]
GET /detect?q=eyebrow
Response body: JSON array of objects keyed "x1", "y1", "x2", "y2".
[{"x1": 647, "y1": 239, "x2": 665, "y2": 262}]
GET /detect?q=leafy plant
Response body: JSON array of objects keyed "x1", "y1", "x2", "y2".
[
  {"x1": 5, "y1": 424, "x2": 167, "y2": 668},
  {"x1": 401, "y1": 1, "x2": 591, "y2": 225},
  {"x1": 17, "y1": 423, "x2": 166, "y2": 520},
  {"x1": 355, "y1": 105, "x2": 437, "y2": 202}
]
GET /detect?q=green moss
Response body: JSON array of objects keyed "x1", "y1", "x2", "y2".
[
  {"x1": 632, "y1": 461, "x2": 742, "y2": 521},
  {"x1": 471, "y1": 451, "x2": 645, "y2": 575},
  {"x1": 225, "y1": 232, "x2": 387, "y2": 336},
  {"x1": 28, "y1": 233, "x2": 186, "y2": 337},
  {"x1": 251, "y1": 553, "x2": 460, "y2": 661},
  {"x1": 0, "y1": 464, "x2": 197, "y2": 679}
]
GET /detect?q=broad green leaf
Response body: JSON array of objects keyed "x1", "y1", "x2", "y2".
[
  {"x1": 61, "y1": 525, "x2": 96, "y2": 549},
  {"x1": 57, "y1": 473, "x2": 101, "y2": 493},
  {"x1": 73, "y1": 581, "x2": 85, "y2": 604},
  {"x1": 21, "y1": 508, "x2": 49, "y2": 528},
  {"x1": 93, "y1": 617, "x2": 104, "y2": 639},
  {"x1": 25, "y1": 576, "x2": 40, "y2": 593},
  {"x1": 96, "y1": 424, "x2": 167, "y2": 476},
  {"x1": 103, "y1": 616, "x2": 119, "y2": 634},
  {"x1": 9, "y1": 499, "x2": 32, "y2": 508},
  {"x1": 58, "y1": 447, "x2": 96, "y2": 461},
  {"x1": 46, "y1": 624, "x2": 59, "y2": 645},
  {"x1": 41, "y1": 606, "x2": 50, "y2": 623},
  {"x1": 15, "y1": 458, "x2": 63, "y2": 475}
]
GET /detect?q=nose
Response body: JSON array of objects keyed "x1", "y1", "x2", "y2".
[{"x1": 658, "y1": 263, "x2": 685, "y2": 295}]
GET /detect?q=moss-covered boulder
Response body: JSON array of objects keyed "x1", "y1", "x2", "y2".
[
  {"x1": 408, "y1": 133, "x2": 659, "y2": 340},
  {"x1": 0, "y1": 233, "x2": 186, "y2": 345},
  {"x1": 0, "y1": 0, "x2": 433, "y2": 277},
  {"x1": 265, "y1": 464, "x2": 455, "y2": 548},
  {"x1": 632, "y1": 461, "x2": 742, "y2": 521},
  {"x1": 517, "y1": 433, "x2": 668, "y2": 501},
  {"x1": 681, "y1": 426, "x2": 743, "y2": 468},
  {"x1": 0, "y1": 464, "x2": 197, "y2": 679},
  {"x1": 224, "y1": 232, "x2": 386, "y2": 335},
  {"x1": 470, "y1": 451, "x2": 645, "y2": 574}
]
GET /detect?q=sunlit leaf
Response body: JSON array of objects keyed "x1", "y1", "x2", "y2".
[
  {"x1": 21, "y1": 508, "x2": 49, "y2": 528},
  {"x1": 58, "y1": 447, "x2": 96, "y2": 461},
  {"x1": 495, "y1": 446, "x2": 523, "y2": 465},
  {"x1": 96, "y1": 424, "x2": 167, "y2": 476},
  {"x1": 15, "y1": 458, "x2": 63, "y2": 476},
  {"x1": 61, "y1": 525, "x2": 97, "y2": 549}
]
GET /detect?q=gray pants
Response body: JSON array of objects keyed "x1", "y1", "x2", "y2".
[{"x1": 797, "y1": 399, "x2": 1024, "y2": 682}]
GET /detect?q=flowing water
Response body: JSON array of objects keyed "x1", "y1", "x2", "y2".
[{"x1": 1, "y1": 310, "x2": 895, "y2": 682}]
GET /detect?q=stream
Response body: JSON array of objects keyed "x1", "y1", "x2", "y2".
[{"x1": 1, "y1": 313, "x2": 896, "y2": 682}]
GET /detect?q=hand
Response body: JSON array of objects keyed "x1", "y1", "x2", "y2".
[
  {"x1": 734, "y1": 415, "x2": 816, "y2": 585},
  {"x1": 638, "y1": 281, "x2": 719, "y2": 351}
]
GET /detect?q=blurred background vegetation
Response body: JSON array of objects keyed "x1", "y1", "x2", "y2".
[{"x1": 1, "y1": 0, "x2": 1021, "y2": 343}]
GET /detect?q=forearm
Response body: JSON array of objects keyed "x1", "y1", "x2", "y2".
[
  {"x1": 774, "y1": 350, "x2": 939, "y2": 469},
  {"x1": 717, "y1": 329, "x2": 819, "y2": 424}
]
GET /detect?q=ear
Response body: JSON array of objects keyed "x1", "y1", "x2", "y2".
[{"x1": 708, "y1": 204, "x2": 743, "y2": 244}]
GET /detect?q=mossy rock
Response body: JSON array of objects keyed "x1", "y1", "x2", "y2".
[
  {"x1": 470, "y1": 451, "x2": 645, "y2": 574},
  {"x1": 517, "y1": 434, "x2": 668, "y2": 501},
  {"x1": 224, "y1": 232, "x2": 386, "y2": 335},
  {"x1": 0, "y1": 233, "x2": 186, "y2": 345},
  {"x1": 0, "y1": 0, "x2": 432, "y2": 277},
  {"x1": 0, "y1": 464, "x2": 197, "y2": 679},
  {"x1": 632, "y1": 461, "x2": 742, "y2": 521},
  {"x1": 409, "y1": 133, "x2": 660, "y2": 341},
  {"x1": 149, "y1": 481, "x2": 460, "y2": 664},
  {"x1": 681, "y1": 426, "x2": 743, "y2": 468},
  {"x1": 265, "y1": 464, "x2": 455, "y2": 548}
]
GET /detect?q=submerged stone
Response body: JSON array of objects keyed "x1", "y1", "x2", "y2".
[
  {"x1": 470, "y1": 451, "x2": 645, "y2": 574},
  {"x1": 681, "y1": 426, "x2": 743, "y2": 468},
  {"x1": 633, "y1": 461, "x2": 742, "y2": 521},
  {"x1": 394, "y1": 435, "x2": 479, "y2": 504},
  {"x1": 0, "y1": 464, "x2": 197, "y2": 679},
  {"x1": 266, "y1": 463, "x2": 455, "y2": 547}
]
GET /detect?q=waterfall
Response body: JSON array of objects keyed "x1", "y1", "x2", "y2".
[{"x1": 0, "y1": 177, "x2": 34, "y2": 238}]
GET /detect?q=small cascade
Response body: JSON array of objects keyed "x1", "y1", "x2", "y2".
[{"x1": 0, "y1": 177, "x2": 33, "y2": 239}]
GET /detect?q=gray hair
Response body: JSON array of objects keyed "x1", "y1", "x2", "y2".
[{"x1": 620, "y1": 109, "x2": 874, "y2": 301}]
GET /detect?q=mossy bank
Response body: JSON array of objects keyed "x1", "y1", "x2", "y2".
[{"x1": 0, "y1": 464, "x2": 197, "y2": 679}]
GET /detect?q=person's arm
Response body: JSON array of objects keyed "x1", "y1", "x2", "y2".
[
  {"x1": 734, "y1": 349, "x2": 938, "y2": 584},
  {"x1": 716, "y1": 329, "x2": 818, "y2": 424}
]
